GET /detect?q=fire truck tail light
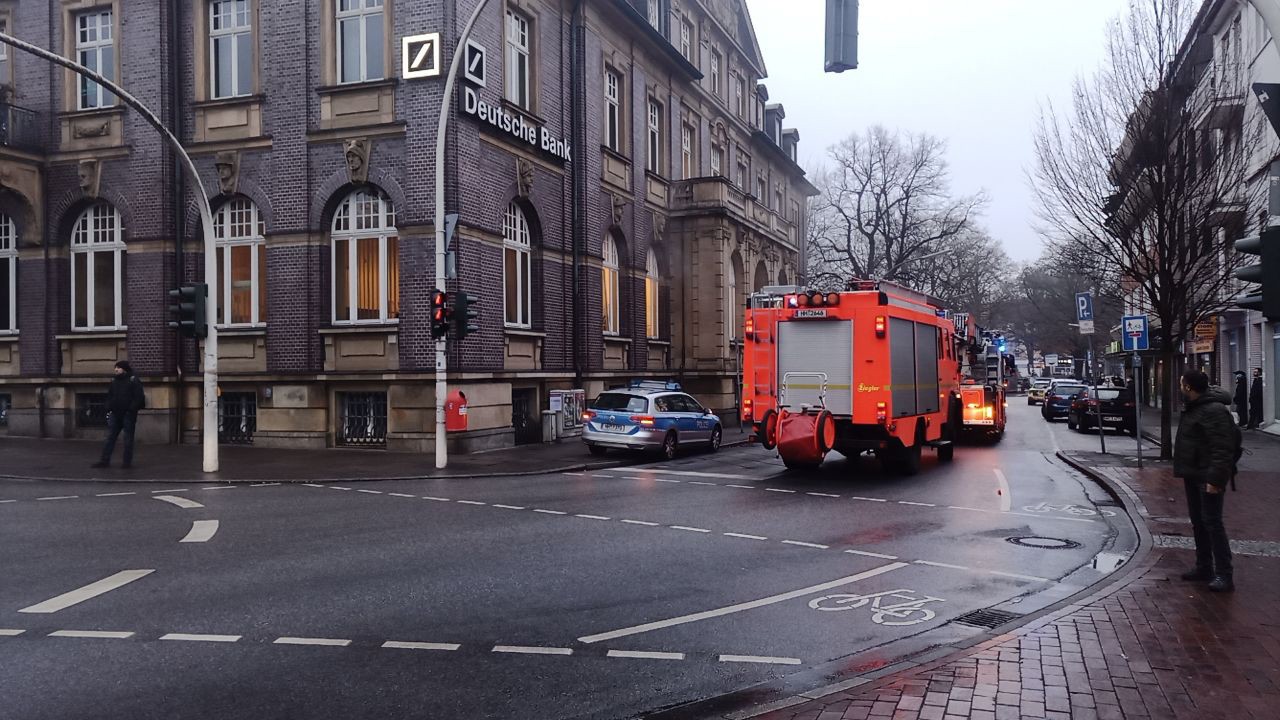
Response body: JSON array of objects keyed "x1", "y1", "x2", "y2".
[
  {"x1": 743, "y1": 398, "x2": 753, "y2": 420},
  {"x1": 985, "y1": 406, "x2": 994, "y2": 419},
  {"x1": 825, "y1": 293, "x2": 840, "y2": 306},
  {"x1": 631, "y1": 415, "x2": 656, "y2": 426},
  {"x1": 796, "y1": 294, "x2": 810, "y2": 307},
  {"x1": 876, "y1": 401, "x2": 887, "y2": 423},
  {"x1": 808, "y1": 292, "x2": 825, "y2": 307},
  {"x1": 875, "y1": 316, "x2": 887, "y2": 337},
  {"x1": 966, "y1": 403, "x2": 980, "y2": 409}
]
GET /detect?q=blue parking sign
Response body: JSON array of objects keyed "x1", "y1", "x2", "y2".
[
  {"x1": 1075, "y1": 292, "x2": 1094, "y2": 322},
  {"x1": 1122, "y1": 315, "x2": 1149, "y2": 351}
]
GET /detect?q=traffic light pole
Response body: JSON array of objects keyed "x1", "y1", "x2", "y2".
[
  {"x1": 0, "y1": 32, "x2": 221, "y2": 473},
  {"x1": 434, "y1": 0, "x2": 491, "y2": 470}
]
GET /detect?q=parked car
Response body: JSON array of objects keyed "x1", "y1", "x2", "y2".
[
  {"x1": 1068, "y1": 387, "x2": 1137, "y2": 434},
  {"x1": 582, "y1": 381, "x2": 722, "y2": 460},
  {"x1": 1026, "y1": 378, "x2": 1053, "y2": 406},
  {"x1": 1041, "y1": 382, "x2": 1087, "y2": 421}
]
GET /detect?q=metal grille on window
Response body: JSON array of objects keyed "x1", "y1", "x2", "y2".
[
  {"x1": 218, "y1": 392, "x2": 257, "y2": 444},
  {"x1": 338, "y1": 391, "x2": 387, "y2": 446},
  {"x1": 76, "y1": 393, "x2": 109, "y2": 428}
]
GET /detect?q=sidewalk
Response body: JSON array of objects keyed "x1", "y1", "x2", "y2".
[
  {"x1": 712, "y1": 439, "x2": 1280, "y2": 719},
  {"x1": 0, "y1": 425, "x2": 751, "y2": 483}
]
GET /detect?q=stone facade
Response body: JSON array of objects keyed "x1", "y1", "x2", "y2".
[{"x1": 0, "y1": 0, "x2": 816, "y2": 452}]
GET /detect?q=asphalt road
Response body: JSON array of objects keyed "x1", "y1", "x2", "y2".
[{"x1": 0, "y1": 401, "x2": 1139, "y2": 720}]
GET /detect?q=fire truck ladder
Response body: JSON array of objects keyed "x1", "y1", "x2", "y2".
[{"x1": 780, "y1": 372, "x2": 829, "y2": 412}]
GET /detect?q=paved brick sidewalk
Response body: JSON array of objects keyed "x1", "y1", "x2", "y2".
[{"x1": 725, "y1": 440, "x2": 1280, "y2": 720}]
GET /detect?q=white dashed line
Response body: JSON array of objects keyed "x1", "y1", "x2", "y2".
[
  {"x1": 726, "y1": 484, "x2": 756, "y2": 489},
  {"x1": 387, "y1": 493, "x2": 416, "y2": 498},
  {"x1": 356, "y1": 489, "x2": 384, "y2": 495},
  {"x1": 765, "y1": 488, "x2": 797, "y2": 494},
  {"x1": 575, "y1": 514, "x2": 611, "y2": 520},
  {"x1": 623, "y1": 468, "x2": 758, "y2": 480},
  {"x1": 274, "y1": 637, "x2": 351, "y2": 647},
  {"x1": 989, "y1": 570, "x2": 1052, "y2": 582},
  {"x1": 654, "y1": 478, "x2": 683, "y2": 483},
  {"x1": 456, "y1": 500, "x2": 486, "y2": 506},
  {"x1": 593, "y1": 474, "x2": 615, "y2": 478},
  {"x1": 202, "y1": 486, "x2": 236, "y2": 491},
  {"x1": 250, "y1": 483, "x2": 280, "y2": 487},
  {"x1": 948, "y1": 505, "x2": 986, "y2": 512},
  {"x1": 782, "y1": 540, "x2": 829, "y2": 549},
  {"x1": 154, "y1": 495, "x2": 204, "y2": 510},
  {"x1": 0, "y1": 629, "x2": 26, "y2": 636},
  {"x1": 850, "y1": 496, "x2": 888, "y2": 503},
  {"x1": 670, "y1": 525, "x2": 711, "y2": 533},
  {"x1": 96, "y1": 492, "x2": 136, "y2": 497},
  {"x1": 724, "y1": 532, "x2": 768, "y2": 540},
  {"x1": 607, "y1": 650, "x2": 685, "y2": 660},
  {"x1": 719, "y1": 654, "x2": 802, "y2": 665},
  {"x1": 621, "y1": 519, "x2": 660, "y2": 526},
  {"x1": 422, "y1": 496, "x2": 451, "y2": 502},
  {"x1": 303, "y1": 484, "x2": 326, "y2": 488},
  {"x1": 492, "y1": 504, "x2": 525, "y2": 510},
  {"x1": 160, "y1": 633, "x2": 241, "y2": 643},
  {"x1": 492, "y1": 645, "x2": 573, "y2": 656},
  {"x1": 845, "y1": 549, "x2": 899, "y2": 560},
  {"x1": 807, "y1": 492, "x2": 840, "y2": 498},
  {"x1": 533, "y1": 509, "x2": 567, "y2": 515},
  {"x1": 382, "y1": 641, "x2": 461, "y2": 651},
  {"x1": 36, "y1": 496, "x2": 77, "y2": 501},
  {"x1": 0, "y1": 499, "x2": 17, "y2": 503},
  {"x1": 180, "y1": 520, "x2": 220, "y2": 543},
  {"x1": 20, "y1": 570, "x2": 155, "y2": 614},
  {"x1": 330, "y1": 487, "x2": 353, "y2": 491},
  {"x1": 898, "y1": 501, "x2": 935, "y2": 507},
  {"x1": 914, "y1": 560, "x2": 971, "y2": 571},
  {"x1": 49, "y1": 630, "x2": 134, "y2": 639},
  {"x1": 688, "y1": 481, "x2": 717, "y2": 486},
  {"x1": 151, "y1": 489, "x2": 189, "y2": 494}
]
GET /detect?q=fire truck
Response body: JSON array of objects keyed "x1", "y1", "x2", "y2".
[
  {"x1": 742, "y1": 280, "x2": 963, "y2": 475},
  {"x1": 953, "y1": 314, "x2": 1008, "y2": 440}
]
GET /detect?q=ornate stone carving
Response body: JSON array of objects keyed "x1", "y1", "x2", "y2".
[
  {"x1": 652, "y1": 212, "x2": 667, "y2": 242},
  {"x1": 73, "y1": 121, "x2": 111, "y2": 139},
  {"x1": 611, "y1": 193, "x2": 625, "y2": 225},
  {"x1": 77, "y1": 159, "x2": 102, "y2": 198},
  {"x1": 214, "y1": 151, "x2": 240, "y2": 195},
  {"x1": 516, "y1": 157, "x2": 534, "y2": 198},
  {"x1": 343, "y1": 138, "x2": 371, "y2": 185}
]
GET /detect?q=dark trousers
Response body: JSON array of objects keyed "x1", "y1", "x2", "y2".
[
  {"x1": 1184, "y1": 478, "x2": 1232, "y2": 577},
  {"x1": 100, "y1": 411, "x2": 137, "y2": 466},
  {"x1": 1236, "y1": 401, "x2": 1248, "y2": 427}
]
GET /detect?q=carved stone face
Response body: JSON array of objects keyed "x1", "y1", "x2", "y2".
[{"x1": 346, "y1": 148, "x2": 364, "y2": 175}]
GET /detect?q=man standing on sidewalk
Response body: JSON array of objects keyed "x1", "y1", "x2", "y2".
[
  {"x1": 1173, "y1": 370, "x2": 1236, "y2": 592},
  {"x1": 91, "y1": 360, "x2": 146, "y2": 470},
  {"x1": 1248, "y1": 367, "x2": 1264, "y2": 429},
  {"x1": 1233, "y1": 371, "x2": 1248, "y2": 428}
]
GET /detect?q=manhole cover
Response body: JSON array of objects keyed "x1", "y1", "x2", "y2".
[
  {"x1": 953, "y1": 608, "x2": 1024, "y2": 629},
  {"x1": 1005, "y1": 536, "x2": 1082, "y2": 550}
]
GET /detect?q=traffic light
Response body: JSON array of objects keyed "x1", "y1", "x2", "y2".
[
  {"x1": 454, "y1": 291, "x2": 480, "y2": 339},
  {"x1": 1234, "y1": 226, "x2": 1280, "y2": 320},
  {"x1": 824, "y1": 0, "x2": 859, "y2": 73},
  {"x1": 430, "y1": 290, "x2": 450, "y2": 339},
  {"x1": 167, "y1": 283, "x2": 208, "y2": 339}
]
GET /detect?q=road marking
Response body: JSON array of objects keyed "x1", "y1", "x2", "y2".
[
  {"x1": 492, "y1": 504, "x2": 525, "y2": 510},
  {"x1": 422, "y1": 496, "x2": 451, "y2": 502},
  {"x1": 533, "y1": 509, "x2": 567, "y2": 515},
  {"x1": 250, "y1": 483, "x2": 280, "y2": 487},
  {"x1": 151, "y1": 489, "x2": 189, "y2": 493},
  {"x1": 782, "y1": 540, "x2": 829, "y2": 549},
  {"x1": 914, "y1": 560, "x2": 970, "y2": 571},
  {"x1": 727, "y1": 484, "x2": 757, "y2": 490},
  {"x1": 0, "y1": 629, "x2": 25, "y2": 636},
  {"x1": 575, "y1": 514, "x2": 611, "y2": 520},
  {"x1": 989, "y1": 570, "x2": 1051, "y2": 582},
  {"x1": 719, "y1": 654, "x2": 802, "y2": 665},
  {"x1": 96, "y1": 492, "x2": 136, "y2": 497},
  {"x1": 330, "y1": 487, "x2": 353, "y2": 491},
  {"x1": 456, "y1": 500, "x2": 486, "y2": 506},
  {"x1": 621, "y1": 468, "x2": 756, "y2": 480},
  {"x1": 274, "y1": 637, "x2": 351, "y2": 647},
  {"x1": 607, "y1": 650, "x2": 684, "y2": 660},
  {"x1": 0, "y1": 499, "x2": 17, "y2": 503},
  {"x1": 356, "y1": 489, "x2": 384, "y2": 495},
  {"x1": 688, "y1": 481, "x2": 718, "y2": 486},
  {"x1": 765, "y1": 488, "x2": 797, "y2": 494},
  {"x1": 20, "y1": 569, "x2": 155, "y2": 614},
  {"x1": 493, "y1": 645, "x2": 573, "y2": 656},
  {"x1": 845, "y1": 549, "x2": 899, "y2": 560},
  {"x1": 49, "y1": 630, "x2": 134, "y2": 639},
  {"x1": 808, "y1": 492, "x2": 840, "y2": 498},
  {"x1": 850, "y1": 496, "x2": 888, "y2": 503},
  {"x1": 160, "y1": 633, "x2": 241, "y2": 643},
  {"x1": 593, "y1": 474, "x2": 615, "y2": 478},
  {"x1": 947, "y1": 505, "x2": 986, "y2": 512},
  {"x1": 994, "y1": 469, "x2": 1012, "y2": 512},
  {"x1": 578, "y1": 562, "x2": 908, "y2": 644},
  {"x1": 724, "y1": 532, "x2": 768, "y2": 540},
  {"x1": 621, "y1": 519, "x2": 660, "y2": 526},
  {"x1": 303, "y1": 484, "x2": 325, "y2": 488},
  {"x1": 37, "y1": 495, "x2": 77, "y2": 501},
  {"x1": 670, "y1": 525, "x2": 711, "y2": 533},
  {"x1": 898, "y1": 501, "x2": 935, "y2": 507},
  {"x1": 154, "y1": 495, "x2": 203, "y2": 510},
  {"x1": 654, "y1": 478, "x2": 683, "y2": 483},
  {"x1": 383, "y1": 640, "x2": 461, "y2": 651},
  {"x1": 388, "y1": 493, "x2": 416, "y2": 498},
  {"x1": 180, "y1": 520, "x2": 220, "y2": 543},
  {"x1": 202, "y1": 486, "x2": 236, "y2": 491}
]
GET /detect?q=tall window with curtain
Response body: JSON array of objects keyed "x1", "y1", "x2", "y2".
[
  {"x1": 332, "y1": 188, "x2": 398, "y2": 324},
  {"x1": 602, "y1": 236, "x2": 620, "y2": 335},
  {"x1": 503, "y1": 202, "x2": 532, "y2": 328},
  {"x1": 213, "y1": 197, "x2": 266, "y2": 327},
  {"x1": 0, "y1": 214, "x2": 14, "y2": 334},
  {"x1": 71, "y1": 203, "x2": 125, "y2": 331},
  {"x1": 645, "y1": 250, "x2": 660, "y2": 339}
]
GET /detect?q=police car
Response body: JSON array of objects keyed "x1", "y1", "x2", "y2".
[{"x1": 582, "y1": 381, "x2": 723, "y2": 460}]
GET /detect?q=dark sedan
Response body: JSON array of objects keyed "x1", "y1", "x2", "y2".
[
  {"x1": 1068, "y1": 387, "x2": 1137, "y2": 434},
  {"x1": 1040, "y1": 383, "x2": 1087, "y2": 421}
]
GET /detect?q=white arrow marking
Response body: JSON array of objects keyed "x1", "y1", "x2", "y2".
[{"x1": 155, "y1": 495, "x2": 203, "y2": 510}]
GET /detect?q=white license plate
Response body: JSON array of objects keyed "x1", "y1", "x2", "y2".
[
  {"x1": 602, "y1": 424, "x2": 629, "y2": 433},
  {"x1": 1104, "y1": 416, "x2": 1123, "y2": 422}
]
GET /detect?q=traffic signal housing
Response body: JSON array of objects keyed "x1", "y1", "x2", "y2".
[
  {"x1": 1234, "y1": 227, "x2": 1280, "y2": 320},
  {"x1": 824, "y1": 0, "x2": 859, "y2": 73},
  {"x1": 167, "y1": 283, "x2": 208, "y2": 339},
  {"x1": 430, "y1": 290, "x2": 450, "y2": 339},
  {"x1": 454, "y1": 291, "x2": 480, "y2": 339}
]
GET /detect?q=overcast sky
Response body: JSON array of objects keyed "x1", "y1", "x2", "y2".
[{"x1": 746, "y1": 0, "x2": 1125, "y2": 263}]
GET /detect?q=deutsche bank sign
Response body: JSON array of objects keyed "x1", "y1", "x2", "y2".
[{"x1": 461, "y1": 85, "x2": 572, "y2": 163}]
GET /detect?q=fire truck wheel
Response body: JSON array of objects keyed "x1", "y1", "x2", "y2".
[
  {"x1": 760, "y1": 410, "x2": 779, "y2": 450},
  {"x1": 709, "y1": 426, "x2": 723, "y2": 452},
  {"x1": 937, "y1": 438, "x2": 955, "y2": 462},
  {"x1": 899, "y1": 440, "x2": 923, "y2": 476},
  {"x1": 815, "y1": 410, "x2": 835, "y2": 453},
  {"x1": 661, "y1": 432, "x2": 679, "y2": 461}
]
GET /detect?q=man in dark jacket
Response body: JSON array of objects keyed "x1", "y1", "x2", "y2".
[
  {"x1": 1248, "y1": 368, "x2": 1264, "y2": 429},
  {"x1": 92, "y1": 360, "x2": 146, "y2": 469},
  {"x1": 1232, "y1": 371, "x2": 1248, "y2": 428},
  {"x1": 1173, "y1": 370, "x2": 1236, "y2": 592}
]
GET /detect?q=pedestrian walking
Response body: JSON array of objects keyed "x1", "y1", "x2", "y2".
[
  {"x1": 1233, "y1": 370, "x2": 1249, "y2": 428},
  {"x1": 91, "y1": 360, "x2": 146, "y2": 469},
  {"x1": 1173, "y1": 370, "x2": 1237, "y2": 592},
  {"x1": 1248, "y1": 368, "x2": 1264, "y2": 429}
]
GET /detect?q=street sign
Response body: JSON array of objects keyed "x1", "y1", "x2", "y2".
[
  {"x1": 1254, "y1": 82, "x2": 1280, "y2": 135},
  {"x1": 1045, "y1": 353, "x2": 1058, "y2": 366},
  {"x1": 464, "y1": 40, "x2": 487, "y2": 87},
  {"x1": 1188, "y1": 339, "x2": 1215, "y2": 354},
  {"x1": 402, "y1": 33, "x2": 441, "y2": 79},
  {"x1": 1075, "y1": 292, "x2": 1095, "y2": 335},
  {"x1": 1122, "y1": 315, "x2": 1149, "y2": 352}
]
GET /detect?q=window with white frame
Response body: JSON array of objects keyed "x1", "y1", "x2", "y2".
[
  {"x1": 711, "y1": 142, "x2": 723, "y2": 176},
  {"x1": 0, "y1": 18, "x2": 10, "y2": 88},
  {"x1": 736, "y1": 155, "x2": 749, "y2": 189},
  {"x1": 0, "y1": 214, "x2": 14, "y2": 333},
  {"x1": 75, "y1": 10, "x2": 115, "y2": 110},
  {"x1": 604, "y1": 68, "x2": 622, "y2": 152},
  {"x1": 680, "y1": 18, "x2": 693, "y2": 60},
  {"x1": 602, "y1": 235, "x2": 620, "y2": 335},
  {"x1": 645, "y1": 249, "x2": 660, "y2": 339},
  {"x1": 710, "y1": 48, "x2": 721, "y2": 97},
  {"x1": 681, "y1": 123, "x2": 695, "y2": 180},
  {"x1": 210, "y1": 0, "x2": 253, "y2": 99},
  {"x1": 336, "y1": 0, "x2": 384, "y2": 84},
  {"x1": 647, "y1": 0, "x2": 661, "y2": 29},
  {"x1": 646, "y1": 98, "x2": 664, "y2": 174},
  {"x1": 213, "y1": 197, "x2": 266, "y2": 327},
  {"x1": 726, "y1": 258, "x2": 738, "y2": 342},
  {"x1": 332, "y1": 188, "x2": 398, "y2": 324},
  {"x1": 505, "y1": 9, "x2": 531, "y2": 110},
  {"x1": 503, "y1": 202, "x2": 532, "y2": 328},
  {"x1": 733, "y1": 74, "x2": 746, "y2": 118},
  {"x1": 756, "y1": 176, "x2": 767, "y2": 202},
  {"x1": 71, "y1": 204, "x2": 124, "y2": 331}
]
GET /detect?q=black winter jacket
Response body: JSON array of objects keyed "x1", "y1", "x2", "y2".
[
  {"x1": 106, "y1": 372, "x2": 146, "y2": 415},
  {"x1": 1173, "y1": 388, "x2": 1235, "y2": 489}
]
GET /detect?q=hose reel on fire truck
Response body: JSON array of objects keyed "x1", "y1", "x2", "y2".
[{"x1": 770, "y1": 372, "x2": 836, "y2": 466}]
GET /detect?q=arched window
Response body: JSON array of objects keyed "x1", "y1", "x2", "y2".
[
  {"x1": 602, "y1": 235, "x2": 620, "y2": 335},
  {"x1": 0, "y1": 214, "x2": 14, "y2": 333},
  {"x1": 754, "y1": 260, "x2": 769, "y2": 292},
  {"x1": 71, "y1": 203, "x2": 124, "y2": 331},
  {"x1": 503, "y1": 202, "x2": 532, "y2": 328},
  {"x1": 726, "y1": 253, "x2": 740, "y2": 342},
  {"x1": 778, "y1": 267, "x2": 789, "y2": 286},
  {"x1": 332, "y1": 188, "x2": 398, "y2": 324},
  {"x1": 213, "y1": 197, "x2": 266, "y2": 327},
  {"x1": 645, "y1": 249, "x2": 660, "y2": 339}
]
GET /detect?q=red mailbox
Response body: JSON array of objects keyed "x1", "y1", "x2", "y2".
[{"x1": 445, "y1": 390, "x2": 469, "y2": 432}]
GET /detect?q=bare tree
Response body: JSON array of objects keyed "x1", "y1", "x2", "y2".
[
  {"x1": 1031, "y1": 0, "x2": 1266, "y2": 455},
  {"x1": 806, "y1": 126, "x2": 989, "y2": 294}
]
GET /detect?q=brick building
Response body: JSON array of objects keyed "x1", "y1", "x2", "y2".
[{"x1": 0, "y1": 0, "x2": 816, "y2": 452}]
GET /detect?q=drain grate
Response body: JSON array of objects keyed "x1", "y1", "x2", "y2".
[
  {"x1": 953, "y1": 608, "x2": 1024, "y2": 629},
  {"x1": 1006, "y1": 536, "x2": 1082, "y2": 550}
]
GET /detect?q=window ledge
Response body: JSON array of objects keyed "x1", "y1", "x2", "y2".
[
  {"x1": 500, "y1": 99, "x2": 545, "y2": 125},
  {"x1": 216, "y1": 326, "x2": 267, "y2": 337},
  {"x1": 320, "y1": 324, "x2": 399, "y2": 335},
  {"x1": 194, "y1": 94, "x2": 265, "y2": 110},
  {"x1": 0, "y1": 332, "x2": 18, "y2": 341},
  {"x1": 57, "y1": 331, "x2": 127, "y2": 340},
  {"x1": 317, "y1": 78, "x2": 397, "y2": 95},
  {"x1": 602, "y1": 146, "x2": 632, "y2": 164},
  {"x1": 57, "y1": 106, "x2": 125, "y2": 120},
  {"x1": 603, "y1": 335, "x2": 633, "y2": 344},
  {"x1": 505, "y1": 328, "x2": 547, "y2": 338},
  {"x1": 647, "y1": 338, "x2": 671, "y2": 346},
  {"x1": 645, "y1": 170, "x2": 669, "y2": 185}
]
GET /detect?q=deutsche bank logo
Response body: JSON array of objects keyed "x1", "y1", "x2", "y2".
[
  {"x1": 464, "y1": 40, "x2": 487, "y2": 87},
  {"x1": 402, "y1": 33, "x2": 441, "y2": 79}
]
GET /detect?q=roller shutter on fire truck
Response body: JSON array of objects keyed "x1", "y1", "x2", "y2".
[
  {"x1": 889, "y1": 317, "x2": 941, "y2": 418},
  {"x1": 776, "y1": 319, "x2": 853, "y2": 415}
]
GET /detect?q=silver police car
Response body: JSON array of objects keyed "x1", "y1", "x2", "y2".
[{"x1": 582, "y1": 381, "x2": 723, "y2": 460}]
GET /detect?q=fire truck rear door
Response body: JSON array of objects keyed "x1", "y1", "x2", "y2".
[{"x1": 776, "y1": 319, "x2": 853, "y2": 414}]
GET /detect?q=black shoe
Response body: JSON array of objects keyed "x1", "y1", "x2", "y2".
[
  {"x1": 90, "y1": 461, "x2": 109, "y2": 469},
  {"x1": 1209, "y1": 576, "x2": 1234, "y2": 592},
  {"x1": 1180, "y1": 568, "x2": 1213, "y2": 582}
]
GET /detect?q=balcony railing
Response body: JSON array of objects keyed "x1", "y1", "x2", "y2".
[{"x1": 0, "y1": 102, "x2": 43, "y2": 152}]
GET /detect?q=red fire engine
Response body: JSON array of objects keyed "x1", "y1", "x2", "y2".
[
  {"x1": 742, "y1": 280, "x2": 963, "y2": 474},
  {"x1": 953, "y1": 313, "x2": 1008, "y2": 440}
]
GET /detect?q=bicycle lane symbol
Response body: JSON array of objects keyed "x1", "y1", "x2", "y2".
[
  {"x1": 807, "y1": 589, "x2": 946, "y2": 627},
  {"x1": 1022, "y1": 502, "x2": 1115, "y2": 517}
]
